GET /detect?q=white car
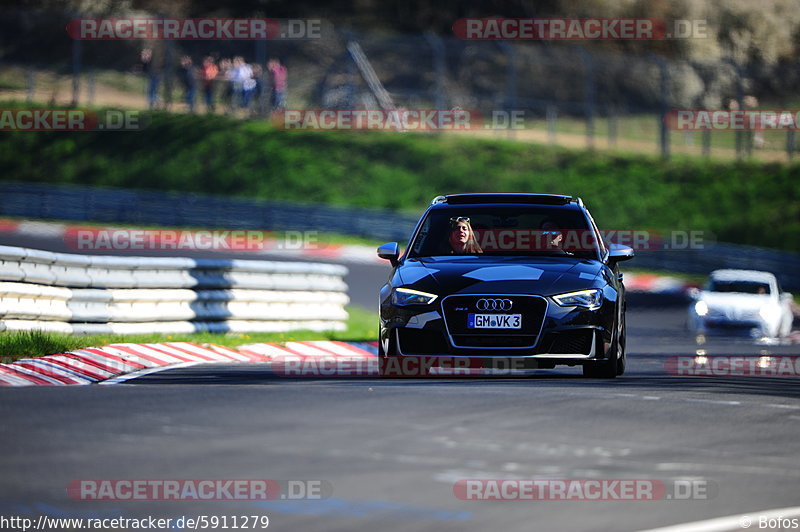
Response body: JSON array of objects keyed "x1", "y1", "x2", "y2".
[{"x1": 688, "y1": 269, "x2": 794, "y2": 339}]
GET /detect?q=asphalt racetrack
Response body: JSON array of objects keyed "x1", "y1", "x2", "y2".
[{"x1": 2, "y1": 233, "x2": 799, "y2": 531}]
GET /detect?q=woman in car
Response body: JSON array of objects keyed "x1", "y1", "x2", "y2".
[{"x1": 448, "y1": 216, "x2": 483, "y2": 254}]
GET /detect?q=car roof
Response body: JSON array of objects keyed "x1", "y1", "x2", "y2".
[
  {"x1": 429, "y1": 193, "x2": 584, "y2": 211},
  {"x1": 709, "y1": 269, "x2": 776, "y2": 283}
]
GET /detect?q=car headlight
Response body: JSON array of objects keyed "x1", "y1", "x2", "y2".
[
  {"x1": 694, "y1": 300, "x2": 709, "y2": 317},
  {"x1": 552, "y1": 289, "x2": 603, "y2": 310},
  {"x1": 759, "y1": 304, "x2": 780, "y2": 322},
  {"x1": 392, "y1": 287, "x2": 438, "y2": 306}
]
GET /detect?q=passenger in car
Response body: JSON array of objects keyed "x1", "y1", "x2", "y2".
[
  {"x1": 540, "y1": 220, "x2": 573, "y2": 255},
  {"x1": 448, "y1": 217, "x2": 483, "y2": 254}
]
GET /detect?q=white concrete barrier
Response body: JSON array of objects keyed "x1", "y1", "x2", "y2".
[{"x1": 0, "y1": 246, "x2": 349, "y2": 335}]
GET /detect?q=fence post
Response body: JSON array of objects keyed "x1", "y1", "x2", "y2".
[
  {"x1": 725, "y1": 58, "x2": 744, "y2": 160},
  {"x1": 497, "y1": 42, "x2": 518, "y2": 139},
  {"x1": 71, "y1": 31, "x2": 81, "y2": 106},
  {"x1": 424, "y1": 32, "x2": 446, "y2": 110},
  {"x1": 607, "y1": 105, "x2": 617, "y2": 147},
  {"x1": 578, "y1": 48, "x2": 595, "y2": 149},
  {"x1": 546, "y1": 104, "x2": 558, "y2": 145},
  {"x1": 26, "y1": 70, "x2": 34, "y2": 103},
  {"x1": 787, "y1": 130, "x2": 796, "y2": 160},
  {"x1": 255, "y1": 37, "x2": 268, "y2": 116},
  {"x1": 164, "y1": 38, "x2": 174, "y2": 110},
  {"x1": 649, "y1": 54, "x2": 670, "y2": 160},
  {"x1": 702, "y1": 130, "x2": 711, "y2": 158},
  {"x1": 87, "y1": 72, "x2": 95, "y2": 106}
]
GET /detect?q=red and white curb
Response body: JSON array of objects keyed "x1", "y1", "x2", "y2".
[
  {"x1": 0, "y1": 341, "x2": 379, "y2": 387},
  {"x1": 623, "y1": 273, "x2": 694, "y2": 294}
]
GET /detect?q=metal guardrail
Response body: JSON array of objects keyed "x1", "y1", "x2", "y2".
[
  {"x1": 1, "y1": 181, "x2": 798, "y2": 290},
  {"x1": 630, "y1": 244, "x2": 800, "y2": 293},
  {"x1": 0, "y1": 245, "x2": 349, "y2": 335},
  {"x1": 0, "y1": 181, "x2": 419, "y2": 243}
]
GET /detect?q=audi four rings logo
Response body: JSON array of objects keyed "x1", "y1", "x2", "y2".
[{"x1": 476, "y1": 298, "x2": 513, "y2": 311}]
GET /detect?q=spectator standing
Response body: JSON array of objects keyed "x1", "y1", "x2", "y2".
[
  {"x1": 199, "y1": 56, "x2": 219, "y2": 113},
  {"x1": 251, "y1": 64, "x2": 264, "y2": 115},
  {"x1": 218, "y1": 58, "x2": 234, "y2": 114},
  {"x1": 140, "y1": 48, "x2": 160, "y2": 109},
  {"x1": 231, "y1": 56, "x2": 254, "y2": 109},
  {"x1": 177, "y1": 55, "x2": 196, "y2": 113},
  {"x1": 267, "y1": 57, "x2": 287, "y2": 110}
]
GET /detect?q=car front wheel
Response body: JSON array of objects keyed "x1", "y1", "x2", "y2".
[{"x1": 583, "y1": 311, "x2": 625, "y2": 379}]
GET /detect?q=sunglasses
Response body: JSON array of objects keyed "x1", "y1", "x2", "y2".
[{"x1": 449, "y1": 217, "x2": 470, "y2": 225}]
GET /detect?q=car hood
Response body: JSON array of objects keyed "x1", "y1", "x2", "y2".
[{"x1": 396, "y1": 256, "x2": 607, "y2": 296}]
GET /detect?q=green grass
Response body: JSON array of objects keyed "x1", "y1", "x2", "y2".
[
  {"x1": 1, "y1": 104, "x2": 799, "y2": 252},
  {"x1": 0, "y1": 305, "x2": 376, "y2": 363}
]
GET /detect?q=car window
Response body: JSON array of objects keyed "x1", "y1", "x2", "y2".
[
  {"x1": 707, "y1": 280, "x2": 771, "y2": 294},
  {"x1": 408, "y1": 206, "x2": 599, "y2": 259}
]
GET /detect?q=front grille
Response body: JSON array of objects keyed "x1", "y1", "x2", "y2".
[
  {"x1": 452, "y1": 335, "x2": 534, "y2": 348},
  {"x1": 542, "y1": 329, "x2": 594, "y2": 354},
  {"x1": 441, "y1": 295, "x2": 546, "y2": 348},
  {"x1": 397, "y1": 328, "x2": 450, "y2": 355}
]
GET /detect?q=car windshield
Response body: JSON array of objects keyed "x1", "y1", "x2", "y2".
[
  {"x1": 408, "y1": 206, "x2": 599, "y2": 260},
  {"x1": 707, "y1": 280, "x2": 771, "y2": 294}
]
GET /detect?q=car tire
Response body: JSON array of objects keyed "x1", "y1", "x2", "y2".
[
  {"x1": 378, "y1": 329, "x2": 400, "y2": 378},
  {"x1": 615, "y1": 312, "x2": 627, "y2": 376},
  {"x1": 378, "y1": 329, "x2": 432, "y2": 378},
  {"x1": 583, "y1": 309, "x2": 625, "y2": 379}
]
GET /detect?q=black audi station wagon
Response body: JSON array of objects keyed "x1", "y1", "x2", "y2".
[{"x1": 377, "y1": 193, "x2": 634, "y2": 378}]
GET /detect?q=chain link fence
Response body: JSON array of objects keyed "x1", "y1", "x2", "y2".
[{"x1": 2, "y1": 13, "x2": 800, "y2": 161}]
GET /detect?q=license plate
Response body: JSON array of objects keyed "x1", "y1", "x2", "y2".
[{"x1": 468, "y1": 313, "x2": 522, "y2": 329}]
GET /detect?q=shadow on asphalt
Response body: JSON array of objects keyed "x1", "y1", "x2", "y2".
[{"x1": 123, "y1": 364, "x2": 800, "y2": 400}]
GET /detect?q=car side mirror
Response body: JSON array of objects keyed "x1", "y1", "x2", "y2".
[
  {"x1": 781, "y1": 292, "x2": 793, "y2": 302},
  {"x1": 607, "y1": 243, "x2": 634, "y2": 264},
  {"x1": 377, "y1": 242, "x2": 400, "y2": 266}
]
